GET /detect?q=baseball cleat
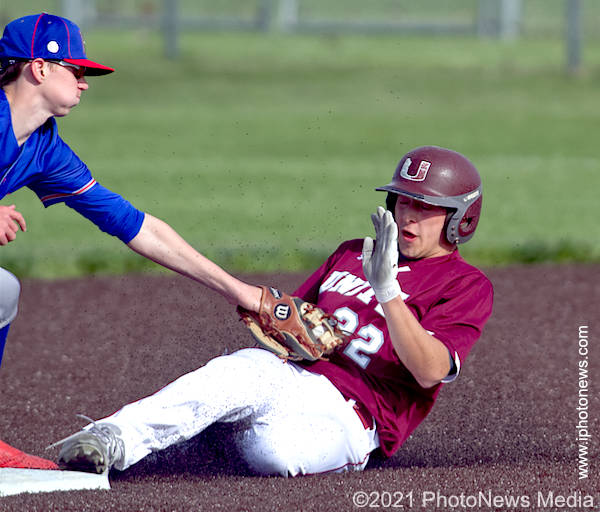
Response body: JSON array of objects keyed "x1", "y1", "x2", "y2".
[{"x1": 49, "y1": 415, "x2": 124, "y2": 474}]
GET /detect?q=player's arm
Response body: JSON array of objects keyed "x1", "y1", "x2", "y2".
[
  {"x1": 61, "y1": 183, "x2": 261, "y2": 311},
  {"x1": 127, "y1": 213, "x2": 261, "y2": 311},
  {"x1": 379, "y1": 297, "x2": 450, "y2": 388},
  {"x1": 0, "y1": 204, "x2": 27, "y2": 245},
  {"x1": 362, "y1": 207, "x2": 449, "y2": 389}
]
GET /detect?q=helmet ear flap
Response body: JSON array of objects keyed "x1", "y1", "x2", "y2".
[
  {"x1": 445, "y1": 196, "x2": 482, "y2": 244},
  {"x1": 458, "y1": 196, "x2": 482, "y2": 241}
]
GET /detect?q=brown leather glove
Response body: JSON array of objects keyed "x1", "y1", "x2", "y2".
[{"x1": 237, "y1": 286, "x2": 348, "y2": 361}]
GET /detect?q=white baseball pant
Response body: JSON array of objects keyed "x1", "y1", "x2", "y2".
[
  {"x1": 0, "y1": 267, "x2": 19, "y2": 329},
  {"x1": 94, "y1": 348, "x2": 379, "y2": 476}
]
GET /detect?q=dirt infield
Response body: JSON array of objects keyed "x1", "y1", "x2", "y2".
[{"x1": 0, "y1": 264, "x2": 598, "y2": 511}]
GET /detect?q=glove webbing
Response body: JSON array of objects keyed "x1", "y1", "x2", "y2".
[{"x1": 300, "y1": 303, "x2": 346, "y2": 351}]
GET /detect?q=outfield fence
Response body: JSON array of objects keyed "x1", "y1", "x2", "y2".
[
  {"x1": 1, "y1": 0, "x2": 594, "y2": 73},
  {"x1": 1, "y1": 1, "x2": 596, "y2": 39}
]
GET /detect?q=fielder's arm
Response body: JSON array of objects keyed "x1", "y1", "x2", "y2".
[{"x1": 126, "y1": 213, "x2": 261, "y2": 311}]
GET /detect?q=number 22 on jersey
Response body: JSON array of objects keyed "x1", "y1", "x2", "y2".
[{"x1": 334, "y1": 307, "x2": 384, "y2": 369}]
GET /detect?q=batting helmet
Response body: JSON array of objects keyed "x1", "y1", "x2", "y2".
[{"x1": 377, "y1": 146, "x2": 482, "y2": 244}]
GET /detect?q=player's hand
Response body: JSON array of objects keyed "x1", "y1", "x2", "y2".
[
  {"x1": 0, "y1": 204, "x2": 27, "y2": 245},
  {"x1": 362, "y1": 206, "x2": 402, "y2": 303}
]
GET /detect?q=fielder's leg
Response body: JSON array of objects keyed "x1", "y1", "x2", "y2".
[
  {"x1": 0, "y1": 325, "x2": 9, "y2": 367},
  {"x1": 0, "y1": 269, "x2": 58, "y2": 469},
  {"x1": 0, "y1": 268, "x2": 20, "y2": 368}
]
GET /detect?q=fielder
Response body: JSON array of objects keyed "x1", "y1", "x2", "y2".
[
  {"x1": 53, "y1": 146, "x2": 494, "y2": 476},
  {"x1": 0, "y1": 13, "x2": 261, "y2": 468}
]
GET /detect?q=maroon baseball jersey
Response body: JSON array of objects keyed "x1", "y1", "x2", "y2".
[{"x1": 295, "y1": 239, "x2": 493, "y2": 456}]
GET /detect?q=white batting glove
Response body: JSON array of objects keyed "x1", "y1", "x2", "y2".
[{"x1": 362, "y1": 206, "x2": 402, "y2": 304}]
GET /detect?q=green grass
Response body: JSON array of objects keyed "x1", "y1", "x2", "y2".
[{"x1": 2, "y1": 30, "x2": 600, "y2": 278}]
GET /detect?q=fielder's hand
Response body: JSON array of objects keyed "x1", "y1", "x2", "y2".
[
  {"x1": 0, "y1": 205, "x2": 27, "y2": 246},
  {"x1": 362, "y1": 206, "x2": 402, "y2": 303}
]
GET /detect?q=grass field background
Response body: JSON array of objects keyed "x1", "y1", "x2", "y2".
[{"x1": 1, "y1": 14, "x2": 600, "y2": 278}]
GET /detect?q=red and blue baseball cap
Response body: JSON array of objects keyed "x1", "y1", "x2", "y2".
[{"x1": 0, "y1": 13, "x2": 114, "y2": 75}]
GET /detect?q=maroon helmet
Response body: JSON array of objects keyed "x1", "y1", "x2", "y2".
[{"x1": 377, "y1": 146, "x2": 482, "y2": 244}]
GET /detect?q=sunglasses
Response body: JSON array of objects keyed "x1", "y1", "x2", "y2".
[{"x1": 47, "y1": 60, "x2": 86, "y2": 80}]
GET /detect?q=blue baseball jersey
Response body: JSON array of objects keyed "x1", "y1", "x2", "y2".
[{"x1": 0, "y1": 89, "x2": 144, "y2": 243}]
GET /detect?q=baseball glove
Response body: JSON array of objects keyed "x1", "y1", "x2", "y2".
[{"x1": 237, "y1": 286, "x2": 348, "y2": 361}]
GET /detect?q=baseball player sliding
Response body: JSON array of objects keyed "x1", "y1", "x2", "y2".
[
  {"x1": 0, "y1": 13, "x2": 261, "y2": 468},
  {"x1": 51, "y1": 146, "x2": 494, "y2": 476}
]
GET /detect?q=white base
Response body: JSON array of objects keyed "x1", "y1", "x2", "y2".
[{"x1": 0, "y1": 468, "x2": 110, "y2": 497}]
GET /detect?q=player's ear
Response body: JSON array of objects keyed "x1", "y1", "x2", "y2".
[{"x1": 29, "y1": 58, "x2": 47, "y2": 82}]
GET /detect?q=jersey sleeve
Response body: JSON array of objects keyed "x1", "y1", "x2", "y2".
[
  {"x1": 26, "y1": 122, "x2": 145, "y2": 243},
  {"x1": 421, "y1": 270, "x2": 494, "y2": 382},
  {"x1": 64, "y1": 183, "x2": 145, "y2": 243},
  {"x1": 26, "y1": 121, "x2": 97, "y2": 207}
]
